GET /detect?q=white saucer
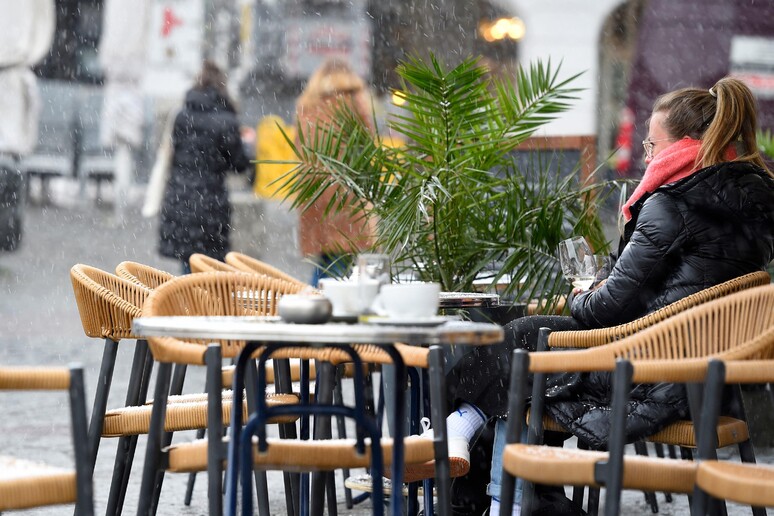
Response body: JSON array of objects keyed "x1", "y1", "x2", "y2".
[{"x1": 364, "y1": 315, "x2": 450, "y2": 327}]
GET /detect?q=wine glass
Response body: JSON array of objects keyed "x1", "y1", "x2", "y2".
[
  {"x1": 356, "y1": 254, "x2": 391, "y2": 313},
  {"x1": 558, "y1": 237, "x2": 598, "y2": 290},
  {"x1": 356, "y1": 254, "x2": 391, "y2": 286}
]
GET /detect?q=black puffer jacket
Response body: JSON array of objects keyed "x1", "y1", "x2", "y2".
[
  {"x1": 159, "y1": 87, "x2": 249, "y2": 262},
  {"x1": 547, "y1": 161, "x2": 774, "y2": 450},
  {"x1": 572, "y1": 161, "x2": 774, "y2": 327}
]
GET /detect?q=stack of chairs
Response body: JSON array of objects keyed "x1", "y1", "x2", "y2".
[{"x1": 70, "y1": 263, "x2": 302, "y2": 514}]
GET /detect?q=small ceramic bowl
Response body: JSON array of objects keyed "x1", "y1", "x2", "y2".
[{"x1": 277, "y1": 294, "x2": 333, "y2": 324}]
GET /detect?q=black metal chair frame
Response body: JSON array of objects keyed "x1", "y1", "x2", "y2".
[{"x1": 226, "y1": 340, "x2": 451, "y2": 516}]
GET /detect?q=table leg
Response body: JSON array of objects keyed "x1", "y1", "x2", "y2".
[{"x1": 428, "y1": 346, "x2": 451, "y2": 516}]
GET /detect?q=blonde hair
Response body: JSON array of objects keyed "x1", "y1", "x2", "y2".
[
  {"x1": 652, "y1": 77, "x2": 770, "y2": 175},
  {"x1": 297, "y1": 59, "x2": 366, "y2": 106}
]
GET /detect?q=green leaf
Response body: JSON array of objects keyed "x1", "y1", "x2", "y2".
[{"x1": 280, "y1": 52, "x2": 622, "y2": 301}]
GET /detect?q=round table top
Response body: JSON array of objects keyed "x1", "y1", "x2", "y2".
[
  {"x1": 132, "y1": 315, "x2": 504, "y2": 347},
  {"x1": 439, "y1": 291, "x2": 500, "y2": 308}
]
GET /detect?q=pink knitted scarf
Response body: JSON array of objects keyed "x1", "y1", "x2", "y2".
[{"x1": 622, "y1": 138, "x2": 734, "y2": 221}]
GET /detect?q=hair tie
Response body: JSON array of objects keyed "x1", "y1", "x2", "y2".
[{"x1": 709, "y1": 87, "x2": 717, "y2": 98}]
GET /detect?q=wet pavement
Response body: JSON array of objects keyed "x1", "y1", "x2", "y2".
[{"x1": 0, "y1": 178, "x2": 771, "y2": 515}]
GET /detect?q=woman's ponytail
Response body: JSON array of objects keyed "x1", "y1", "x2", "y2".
[
  {"x1": 700, "y1": 77, "x2": 770, "y2": 174},
  {"x1": 656, "y1": 78, "x2": 770, "y2": 175}
]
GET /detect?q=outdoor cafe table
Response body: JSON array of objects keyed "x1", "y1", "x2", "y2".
[{"x1": 131, "y1": 315, "x2": 504, "y2": 516}]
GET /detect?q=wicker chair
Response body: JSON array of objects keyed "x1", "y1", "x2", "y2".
[
  {"x1": 225, "y1": 251, "x2": 309, "y2": 288},
  {"x1": 691, "y1": 359, "x2": 774, "y2": 514},
  {"x1": 0, "y1": 364, "x2": 94, "y2": 515},
  {"x1": 70, "y1": 264, "x2": 150, "y2": 478},
  {"x1": 115, "y1": 260, "x2": 320, "y2": 508},
  {"x1": 545, "y1": 270, "x2": 771, "y2": 510},
  {"x1": 136, "y1": 271, "x2": 307, "y2": 515},
  {"x1": 499, "y1": 284, "x2": 774, "y2": 516},
  {"x1": 70, "y1": 264, "x2": 297, "y2": 515},
  {"x1": 138, "y1": 271, "x2": 445, "y2": 516},
  {"x1": 116, "y1": 260, "x2": 174, "y2": 290},
  {"x1": 549, "y1": 270, "x2": 771, "y2": 350},
  {"x1": 188, "y1": 253, "x2": 241, "y2": 273}
]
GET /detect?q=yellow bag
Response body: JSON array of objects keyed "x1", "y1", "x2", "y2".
[{"x1": 254, "y1": 115, "x2": 297, "y2": 199}]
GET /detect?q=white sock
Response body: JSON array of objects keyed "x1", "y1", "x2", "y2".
[
  {"x1": 490, "y1": 496, "x2": 520, "y2": 516},
  {"x1": 446, "y1": 402, "x2": 487, "y2": 442}
]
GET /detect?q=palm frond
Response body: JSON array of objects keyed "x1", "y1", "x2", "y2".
[{"x1": 280, "y1": 52, "x2": 621, "y2": 297}]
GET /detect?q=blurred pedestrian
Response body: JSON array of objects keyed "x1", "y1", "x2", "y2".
[
  {"x1": 294, "y1": 58, "x2": 376, "y2": 286},
  {"x1": 158, "y1": 60, "x2": 250, "y2": 274}
]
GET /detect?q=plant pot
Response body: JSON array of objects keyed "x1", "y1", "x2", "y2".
[{"x1": 458, "y1": 303, "x2": 528, "y2": 326}]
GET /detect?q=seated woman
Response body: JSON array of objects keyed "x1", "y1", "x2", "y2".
[{"x1": 416, "y1": 76, "x2": 774, "y2": 516}]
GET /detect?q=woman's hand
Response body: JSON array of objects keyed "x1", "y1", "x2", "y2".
[{"x1": 572, "y1": 278, "x2": 607, "y2": 296}]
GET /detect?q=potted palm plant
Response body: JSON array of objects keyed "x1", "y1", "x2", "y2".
[{"x1": 279, "y1": 54, "x2": 616, "y2": 311}]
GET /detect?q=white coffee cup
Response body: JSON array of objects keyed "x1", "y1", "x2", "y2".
[
  {"x1": 371, "y1": 282, "x2": 441, "y2": 319},
  {"x1": 319, "y1": 278, "x2": 380, "y2": 317}
]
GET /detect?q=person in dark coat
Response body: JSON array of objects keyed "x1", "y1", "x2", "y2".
[
  {"x1": 158, "y1": 60, "x2": 250, "y2": 273},
  {"x1": 413, "y1": 77, "x2": 774, "y2": 516}
]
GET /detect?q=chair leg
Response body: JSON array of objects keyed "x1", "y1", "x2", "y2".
[
  {"x1": 325, "y1": 472, "x2": 338, "y2": 516},
  {"x1": 406, "y1": 367, "x2": 421, "y2": 516},
  {"x1": 602, "y1": 360, "x2": 633, "y2": 516},
  {"x1": 587, "y1": 488, "x2": 600, "y2": 516},
  {"x1": 428, "y1": 346, "x2": 451, "y2": 516},
  {"x1": 244, "y1": 359, "x2": 272, "y2": 516},
  {"x1": 137, "y1": 361, "x2": 173, "y2": 515},
  {"x1": 499, "y1": 350, "x2": 529, "y2": 516},
  {"x1": 87, "y1": 338, "x2": 119, "y2": 472},
  {"x1": 184, "y1": 429, "x2": 205, "y2": 505},
  {"x1": 573, "y1": 440, "x2": 589, "y2": 509},
  {"x1": 148, "y1": 363, "x2": 189, "y2": 515},
  {"x1": 652, "y1": 443, "x2": 673, "y2": 503},
  {"x1": 310, "y1": 361, "x2": 336, "y2": 516},
  {"x1": 274, "y1": 358, "x2": 301, "y2": 516},
  {"x1": 71, "y1": 366, "x2": 96, "y2": 516},
  {"x1": 633, "y1": 441, "x2": 659, "y2": 513},
  {"x1": 520, "y1": 329, "x2": 551, "y2": 516},
  {"x1": 333, "y1": 367, "x2": 354, "y2": 509},
  {"x1": 105, "y1": 341, "x2": 151, "y2": 515},
  {"x1": 115, "y1": 344, "x2": 155, "y2": 513}
]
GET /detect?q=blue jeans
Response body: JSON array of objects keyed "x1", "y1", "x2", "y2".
[{"x1": 488, "y1": 418, "x2": 526, "y2": 505}]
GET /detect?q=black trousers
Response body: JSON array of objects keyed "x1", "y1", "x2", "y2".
[{"x1": 446, "y1": 315, "x2": 588, "y2": 418}]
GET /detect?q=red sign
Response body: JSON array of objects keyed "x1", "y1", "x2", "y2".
[{"x1": 161, "y1": 7, "x2": 183, "y2": 37}]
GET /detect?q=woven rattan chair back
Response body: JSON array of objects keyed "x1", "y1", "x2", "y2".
[
  {"x1": 116, "y1": 261, "x2": 175, "y2": 290},
  {"x1": 188, "y1": 253, "x2": 240, "y2": 273},
  {"x1": 142, "y1": 271, "x2": 306, "y2": 363},
  {"x1": 532, "y1": 284, "x2": 774, "y2": 374},
  {"x1": 70, "y1": 263, "x2": 150, "y2": 340},
  {"x1": 549, "y1": 270, "x2": 771, "y2": 349},
  {"x1": 225, "y1": 251, "x2": 309, "y2": 288}
]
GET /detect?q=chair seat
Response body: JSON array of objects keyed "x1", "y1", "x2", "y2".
[
  {"x1": 0, "y1": 456, "x2": 77, "y2": 510},
  {"x1": 102, "y1": 391, "x2": 299, "y2": 436},
  {"x1": 165, "y1": 435, "x2": 436, "y2": 473},
  {"x1": 221, "y1": 360, "x2": 318, "y2": 386},
  {"x1": 344, "y1": 473, "x2": 436, "y2": 496},
  {"x1": 696, "y1": 461, "x2": 774, "y2": 507},
  {"x1": 502, "y1": 443, "x2": 696, "y2": 493},
  {"x1": 535, "y1": 411, "x2": 748, "y2": 448},
  {"x1": 645, "y1": 416, "x2": 749, "y2": 447}
]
